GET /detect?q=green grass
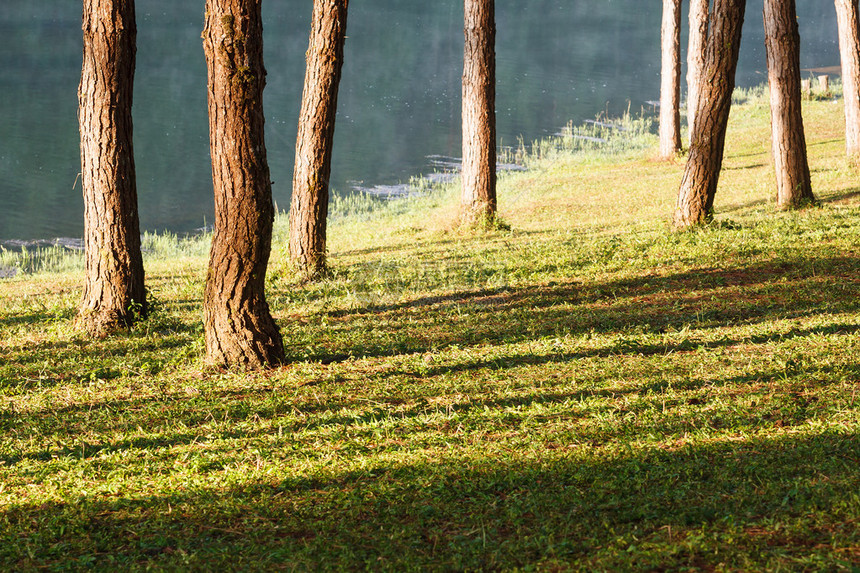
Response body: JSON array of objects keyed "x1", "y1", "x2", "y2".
[{"x1": 1, "y1": 93, "x2": 859, "y2": 571}]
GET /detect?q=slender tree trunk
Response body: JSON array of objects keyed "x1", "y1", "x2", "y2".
[
  {"x1": 289, "y1": 0, "x2": 349, "y2": 281},
  {"x1": 78, "y1": 0, "x2": 146, "y2": 337},
  {"x1": 835, "y1": 0, "x2": 860, "y2": 161},
  {"x1": 202, "y1": 0, "x2": 285, "y2": 368},
  {"x1": 659, "y1": 0, "x2": 683, "y2": 158},
  {"x1": 687, "y1": 0, "x2": 710, "y2": 141},
  {"x1": 461, "y1": 0, "x2": 497, "y2": 227},
  {"x1": 764, "y1": 0, "x2": 815, "y2": 209},
  {"x1": 673, "y1": 0, "x2": 746, "y2": 229}
]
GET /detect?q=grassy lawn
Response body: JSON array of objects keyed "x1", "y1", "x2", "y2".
[{"x1": 1, "y1": 89, "x2": 859, "y2": 571}]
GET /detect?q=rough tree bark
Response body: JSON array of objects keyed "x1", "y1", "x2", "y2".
[
  {"x1": 659, "y1": 0, "x2": 683, "y2": 158},
  {"x1": 461, "y1": 0, "x2": 497, "y2": 227},
  {"x1": 289, "y1": 0, "x2": 349, "y2": 280},
  {"x1": 764, "y1": 0, "x2": 815, "y2": 208},
  {"x1": 673, "y1": 0, "x2": 746, "y2": 229},
  {"x1": 78, "y1": 0, "x2": 146, "y2": 337},
  {"x1": 687, "y1": 0, "x2": 710, "y2": 140},
  {"x1": 202, "y1": 0, "x2": 285, "y2": 368},
  {"x1": 835, "y1": 0, "x2": 860, "y2": 162}
]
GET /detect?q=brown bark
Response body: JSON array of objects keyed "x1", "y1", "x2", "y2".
[
  {"x1": 78, "y1": 0, "x2": 146, "y2": 337},
  {"x1": 202, "y1": 0, "x2": 285, "y2": 368},
  {"x1": 659, "y1": 0, "x2": 683, "y2": 158},
  {"x1": 461, "y1": 0, "x2": 497, "y2": 227},
  {"x1": 687, "y1": 0, "x2": 710, "y2": 140},
  {"x1": 835, "y1": 0, "x2": 860, "y2": 161},
  {"x1": 289, "y1": 0, "x2": 349, "y2": 280},
  {"x1": 673, "y1": 0, "x2": 746, "y2": 229},
  {"x1": 764, "y1": 0, "x2": 815, "y2": 209}
]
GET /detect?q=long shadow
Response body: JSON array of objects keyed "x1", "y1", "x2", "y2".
[
  {"x1": 0, "y1": 295, "x2": 201, "y2": 332},
  {"x1": 1, "y1": 431, "x2": 857, "y2": 570},
  {"x1": 391, "y1": 323, "x2": 860, "y2": 380},
  {"x1": 325, "y1": 285, "x2": 519, "y2": 318},
  {"x1": 820, "y1": 187, "x2": 860, "y2": 204},
  {"x1": 0, "y1": 385, "x2": 612, "y2": 468},
  {"x1": 325, "y1": 256, "x2": 859, "y2": 318},
  {"x1": 807, "y1": 138, "x2": 844, "y2": 147},
  {"x1": 0, "y1": 309, "x2": 72, "y2": 328},
  {"x1": 3, "y1": 355, "x2": 854, "y2": 470},
  {"x1": 721, "y1": 162, "x2": 766, "y2": 171},
  {"x1": 2, "y1": 334, "x2": 193, "y2": 372},
  {"x1": 725, "y1": 149, "x2": 769, "y2": 160},
  {"x1": 1, "y1": 313, "x2": 202, "y2": 389},
  {"x1": 294, "y1": 256, "x2": 860, "y2": 364},
  {"x1": 0, "y1": 385, "x2": 627, "y2": 469},
  {"x1": 334, "y1": 229, "x2": 548, "y2": 259},
  {"x1": 717, "y1": 197, "x2": 769, "y2": 213},
  {"x1": 3, "y1": 256, "x2": 858, "y2": 392}
]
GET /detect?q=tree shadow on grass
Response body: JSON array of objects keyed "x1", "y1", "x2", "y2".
[
  {"x1": 820, "y1": 187, "x2": 860, "y2": 204},
  {"x1": 0, "y1": 309, "x2": 73, "y2": 328},
  {"x1": 1, "y1": 431, "x2": 857, "y2": 570},
  {"x1": 717, "y1": 197, "x2": 769, "y2": 213},
  {"x1": 0, "y1": 312, "x2": 203, "y2": 391},
  {"x1": 1, "y1": 334, "x2": 193, "y2": 382},
  {"x1": 2, "y1": 353, "x2": 854, "y2": 473},
  {"x1": 721, "y1": 162, "x2": 767, "y2": 171},
  {"x1": 296, "y1": 256, "x2": 860, "y2": 364},
  {"x1": 393, "y1": 322, "x2": 860, "y2": 380}
]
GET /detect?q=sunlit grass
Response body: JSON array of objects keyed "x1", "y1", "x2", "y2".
[{"x1": 0, "y1": 93, "x2": 858, "y2": 570}]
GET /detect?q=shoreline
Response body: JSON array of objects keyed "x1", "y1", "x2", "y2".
[
  {"x1": 0, "y1": 109, "x2": 653, "y2": 279},
  {"x1": 0, "y1": 95, "x2": 662, "y2": 249}
]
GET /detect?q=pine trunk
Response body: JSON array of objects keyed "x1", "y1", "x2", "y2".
[
  {"x1": 764, "y1": 0, "x2": 815, "y2": 209},
  {"x1": 659, "y1": 0, "x2": 683, "y2": 158},
  {"x1": 673, "y1": 0, "x2": 746, "y2": 229},
  {"x1": 202, "y1": 0, "x2": 285, "y2": 368},
  {"x1": 835, "y1": 0, "x2": 860, "y2": 161},
  {"x1": 78, "y1": 0, "x2": 146, "y2": 337},
  {"x1": 289, "y1": 0, "x2": 349, "y2": 280},
  {"x1": 461, "y1": 0, "x2": 497, "y2": 227},
  {"x1": 687, "y1": 0, "x2": 710, "y2": 141}
]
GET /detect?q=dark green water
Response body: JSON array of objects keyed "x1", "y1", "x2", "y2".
[{"x1": 0, "y1": 1, "x2": 839, "y2": 240}]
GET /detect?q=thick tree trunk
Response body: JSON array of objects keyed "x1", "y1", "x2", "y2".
[
  {"x1": 764, "y1": 0, "x2": 815, "y2": 209},
  {"x1": 673, "y1": 0, "x2": 746, "y2": 229},
  {"x1": 687, "y1": 0, "x2": 710, "y2": 141},
  {"x1": 461, "y1": 0, "x2": 497, "y2": 227},
  {"x1": 289, "y1": 0, "x2": 349, "y2": 281},
  {"x1": 835, "y1": 0, "x2": 860, "y2": 161},
  {"x1": 202, "y1": 0, "x2": 285, "y2": 368},
  {"x1": 659, "y1": 0, "x2": 683, "y2": 158},
  {"x1": 78, "y1": 0, "x2": 146, "y2": 337}
]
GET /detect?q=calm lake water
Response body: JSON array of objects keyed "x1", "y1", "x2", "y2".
[{"x1": 0, "y1": 1, "x2": 840, "y2": 241}]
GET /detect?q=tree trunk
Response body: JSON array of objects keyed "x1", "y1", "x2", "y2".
[
  {"x1": 289, "y1": 0, "x2": 349, "y2": 281},
  {"x1": 202, "y1": 0, "x2": 285, "y2": 368},
  {"x1": 461, "y1": 0, "x2": 497, "y2": 227},
  {"x1": 659, "y1": 0, "x2": 683, "y2": 158},
  {"x1": 764, "y1": 0, "x2": 815, "y2": 209},
  {"x1": 835, "y1": 0, "x2": 860, "y2": 161},
  {"x1": 78, "y1": 0, "x2": 146, "y2": 337},
  {"x1": 687, "y1": 0, "x2": 710, "y2": 141},
  {"x1": 673, "y1": 0, "x2": 746, "y2": 229}
]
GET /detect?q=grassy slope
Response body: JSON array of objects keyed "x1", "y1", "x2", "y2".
[{"x1": 1, "y1": 93, "x2": 859, "y2": 571}]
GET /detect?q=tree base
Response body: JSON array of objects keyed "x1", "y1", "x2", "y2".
[
  {"x1": 672, "y1": 208, "x2": 712, "y2": 231},
  {"x1": 459, "y1": 204, "x2": 498, "y2": 230},
  {"x1": 777, "y1": 195, "x2": 817, "y2": 211},
  {"x1": 289, "y1": 255, "x2": 328, "y2": 284},
  {"x1": 77, "y1": 308, "x2": 140, "y2": 338},
  {"x1": 204, "y1": 308, "x2": 285, "y2": 369}
]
